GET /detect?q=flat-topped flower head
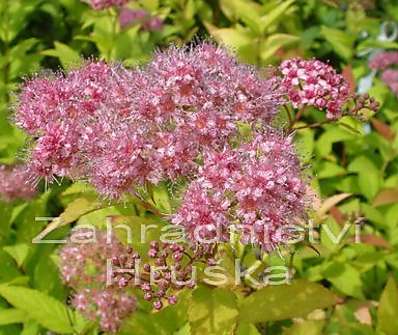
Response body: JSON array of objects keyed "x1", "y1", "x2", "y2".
[
  {"x1": 280, "y1": 58, "x2": 350, "y2": 119},
  {"x1": 172, "y1": 130, "x2": 309, "y2": 250},
  {"x1": 15, "y1": 61, "x2": 133, "y2": 184},
  {"x1": 145, "y1": 43, "x2": 283, "y2": 124},
  {"x1": 15, "y1": 44, "x2": 284, "y2": 199}
]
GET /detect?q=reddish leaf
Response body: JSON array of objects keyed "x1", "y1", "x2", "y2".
[
  {"x1": 317, "y1": 193, "x2": 352, "y2": 220},
  {"x1": 358, "y1": 234, "x2": 391, "y2": 249},
  {"x1": 330, "y1": 206, "x2": 345, "y2": 225},
  {"x1": 373, "y1": 188, "x2": 398, "y2": 207},
  {"x1": 342, "y1": 65, "x2": 356, "y2": 94},
  {"x1": 371, "y1": 119, "x2": 396, "y2": 142}
]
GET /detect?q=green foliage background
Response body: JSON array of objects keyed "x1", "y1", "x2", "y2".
[{"x1": 1, "y1": 0, "x2": 398, "y2": 334}]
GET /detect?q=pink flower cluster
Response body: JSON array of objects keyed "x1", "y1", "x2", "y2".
[
  {"x1": 0, "y1": 165, "x2": 36, "y2": 202},
  {"x1": 172, "y1": 130, "x2": 308, "y2": 250},
  {"x1": 59, "y1": 229, "x2": 216, "y2": 331},
  {"x1": 381, "y1": 69, "x2": 398, "y2": 95},
  {"x1": 369, "y1": 51, "x2": 398, "y2": 70},
  {"x1": 15, "y1": 44, "x2": 283, "y2": 199},
  {"x1": 82, "y1": 0, "x2": 129, "y2": 10},
  {"x1": 119, "y1": 7, "x2": 163, "y2": 31},
  {"x1": 280, "y1": 58, "x2": 350, "y2": 119},
  {"x1": 15, "y1": 61, "x2": 134, "y2": 191},
  {"x1": 59, "y1": 230, "x2": 137, "y2": 332},
  {"x1": 368, "y1": 51, "x2": 398, "y2": 97},
  {"x1": 73, "y1": 288, "x2": 136, "y2": 333}
]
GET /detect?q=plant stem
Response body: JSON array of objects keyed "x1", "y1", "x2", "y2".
[
  {"x1": 284, "y1": 105, "x2": 294, "y2": 128},
  {"x1": 291, "y1": 120, "x2": 331, "y2": 131}
]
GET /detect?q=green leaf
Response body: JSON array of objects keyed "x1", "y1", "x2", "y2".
[
  {"x1": 260, "y1": 33, "x2": 299, "y2": 62},
  {"x1": 322, "y1": 262, "x2": 364, "y2": 299},
  {"x1": 174, "y1": 323, "x2": 191, "y2": 335},
  {"x1": 378, "y1": 277, "x2": 398, "y2": 335},
  {"x1": 239, "y1": 280, "x2": 337, "y2": 323},
  {"x1": 219, "y1": 0, "x2": 262, "y2": 33},
  {"x1": 188, "y1": 286, "x2": 239, "y2": 335},
  {"x1": 151, "y1": 183, "x2": 172, "y2": 214},
  {"x1": 316, "y1": 161, "x2": 346, "y2": 179},
  {"x1": 0, "y1": 285, "x2": 74, "y2": 334},
  {"x1": 316, "y1": 126, "x2": 355, "y2": 157},
  {"x1": 21, "y1": 321, "x2": 40, "y2": 335},
  {"x1": 338, "y1": 116, "x2": 365, "y2": 135},
  {"x1": 236, "y1": 322, "x2": 260, "y2": 335},
  {"x1": 0, "y1": 251, "x2": 21, "y2": 284},
  {"x1": 41, "y1": 42, "x2": 80, "y2": 69},
  {"x1": 61, "y1": 182, "x2": 97, "y2": 203},
  {"x1": 294, "y1": 127, "x2": 314, "y2": 164},
  {"x1": 33, "y1": 197, "x2": 102, "y2": 243},
  {"x1": 3, "y1": 244, "x2": 30, "y2": 268},
  {"x1": 0, "y1": 309, "x2": 26, "y2": 325},
  {"x1": 348, "y1": 156, "x2": 381, "y2": 200},
  {"x1": 259, "y1": 0, "x2": 296, "y2": 33},
  {"x1": 320, "y1": 26, "x2": 355, "y2": 60},
  {"x1": 120, "y1": 291, "x2": 191, "y2": 335},
  {"x1": 204, "y1": 24, "x2": 252, "y2": 51},
  {"x1": 283, "y1": 320, "x2": 325, "y2": 335}
]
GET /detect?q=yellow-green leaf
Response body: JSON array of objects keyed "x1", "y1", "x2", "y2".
[
  {"x1": 41, "y1": 41, "x2": 80, "y2": 69},
  {"x1": 260, "y1": 0, "x2": 296, "y2": 33},
  {"x1": 0, "y1": 286, "x2": 74, "y2": 333},
  {"x1": 0, "y1": 308, "x2": 26, "y2": 325},
  {"x1": 320, "y1": 26, "x2": 355, "y2": 61},
  {"x1": 204, "y1": 23, "x2": 252, "y2": 50},
  {"x1": 239, "y1": 280, "x2": 338, "y2": 323},
  {"x1": 188, "y1": 286, "x2": 239, "y2": 335},
  {"x1": 261, "y1": 33, "x2": 299, "y2": 62},
  {"x1": 378, "y1": 277, "x2": 398, "y2": 335},
  {"x1": 283, "y1": 320, "x2": 325, "y2": 335},
  {"x1": 3, "y1": 244, "x2": 30, "y2": 267}
]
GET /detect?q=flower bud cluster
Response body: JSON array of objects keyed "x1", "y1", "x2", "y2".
[
  {"x1": 111, "y1": 241, "x2": 216, "y2": 310},
  {"x1": 351, "y1": 93, "x2": 380, "y2": 116}
]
